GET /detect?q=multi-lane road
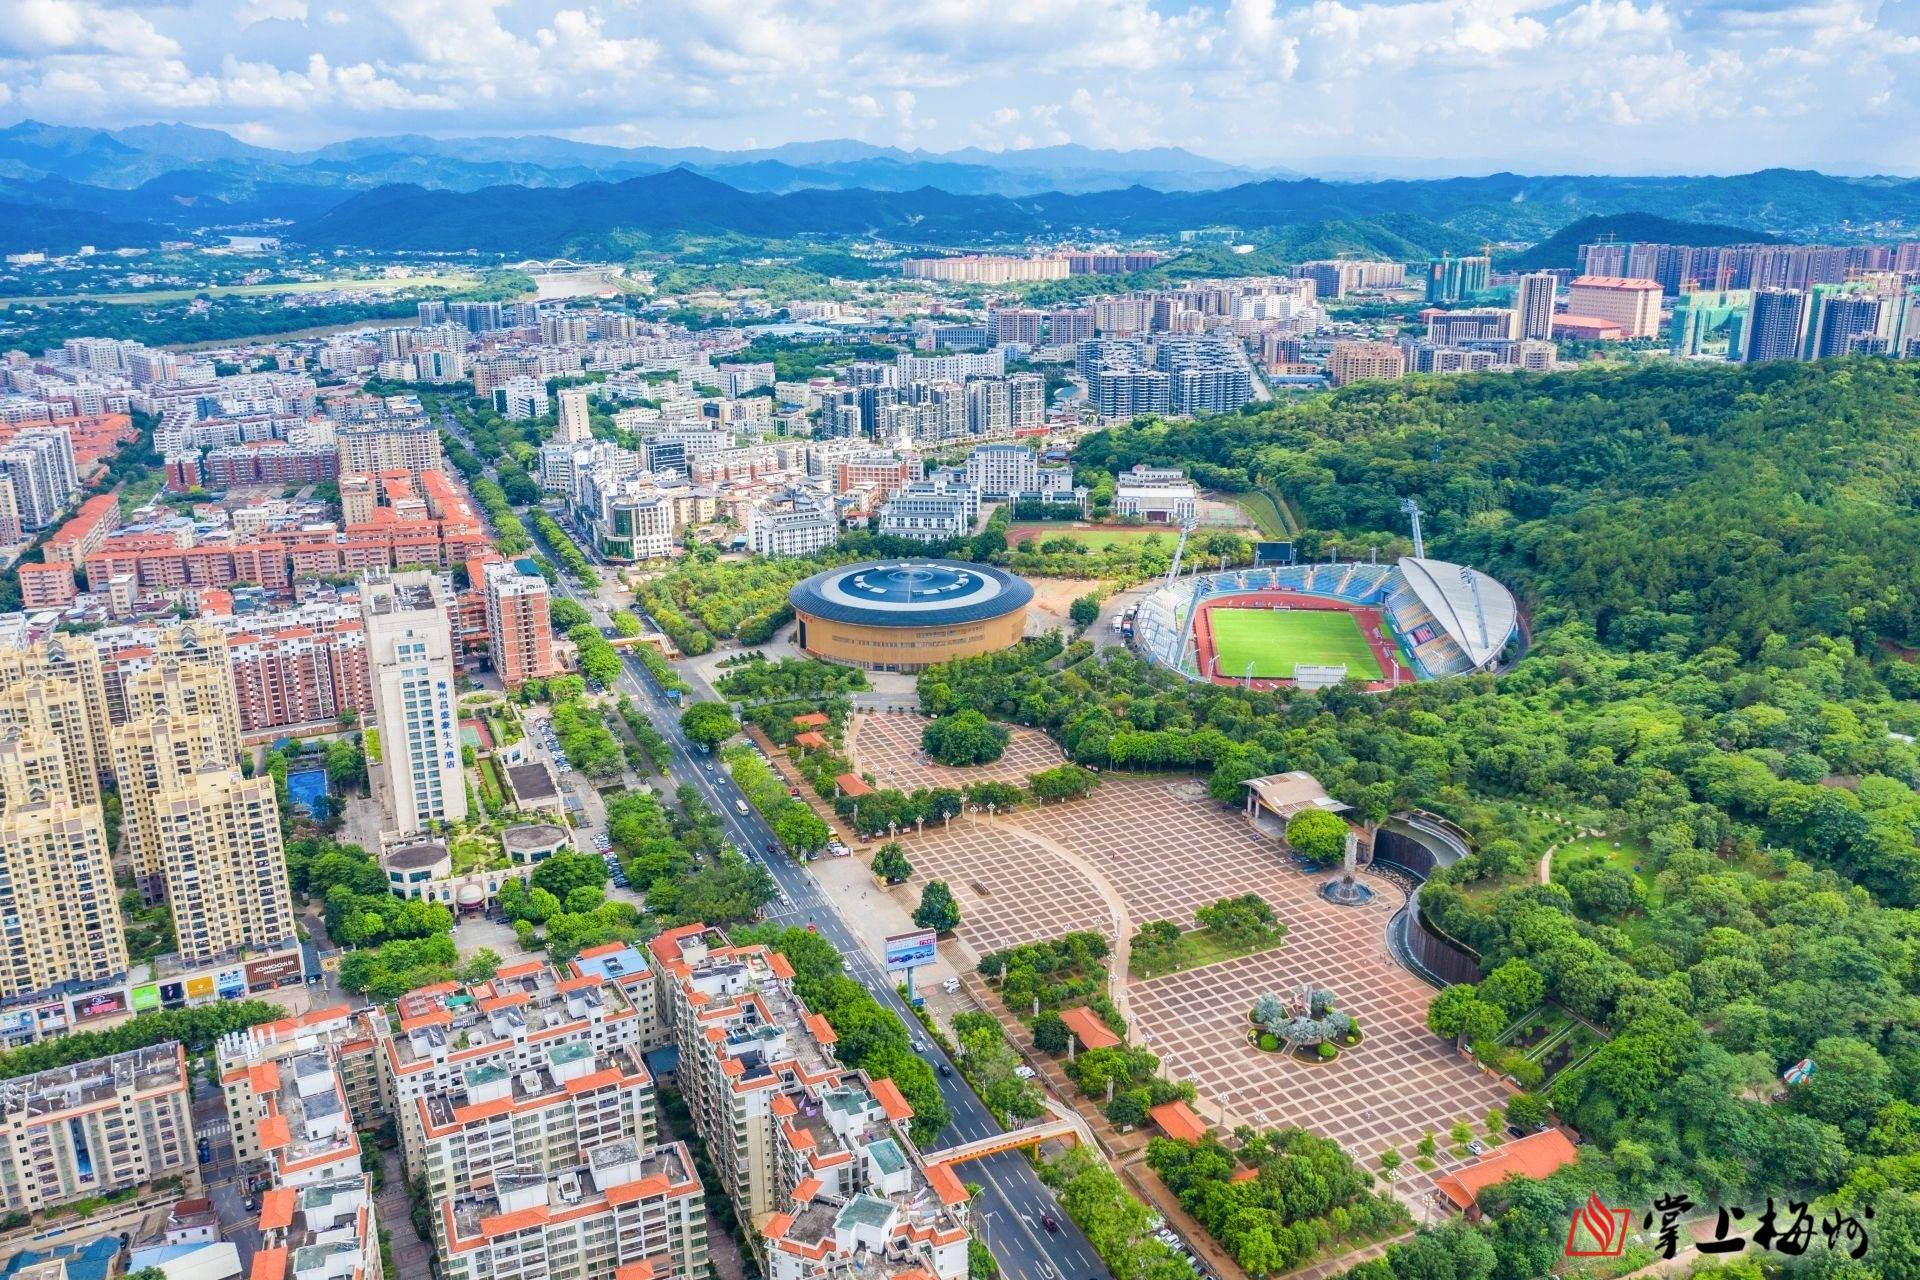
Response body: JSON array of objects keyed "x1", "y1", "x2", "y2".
[{"x1": 443, "y1": 407, "x2": 1110, "y2": 1280}]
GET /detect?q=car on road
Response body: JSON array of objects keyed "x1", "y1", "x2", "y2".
[
  {"x1": 734, "y1": 799, "x2": 749, "y2": 815},
  {"x1": 1042, "y1": 1214, "x2": 1059, "y2": 1233},
  {"x1": 939, "y1": 1062, "x2": 952, "y2": 1076}
]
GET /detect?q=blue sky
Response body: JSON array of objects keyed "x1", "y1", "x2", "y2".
[{"x1": 0, "y1": 0, "x2": 1915, "y2": 173}]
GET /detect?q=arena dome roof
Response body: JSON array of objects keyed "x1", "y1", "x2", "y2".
[{"x1": 789, "y1": 560, "x2": 1034, "y2": 629}]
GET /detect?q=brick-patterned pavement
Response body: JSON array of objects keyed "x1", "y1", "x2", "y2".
[
  {"x1": 855, "y1": 713, "x2": 1510, "y2": 1200},
  {"x1": 847, "y1": 711, "x2": 1063, "y2": 793},
  {"x1": 1129, "y1": 948, "x2": 1511, "y2": 1203},
  {"x1": 901, "y1": 815, "x2": 1114, "y2": 957}
]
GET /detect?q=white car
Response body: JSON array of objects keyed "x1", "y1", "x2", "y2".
[
  {"x1": 941, "y1": 977, "x2": 961, "y2": 994},
  {"x1": 1013, "y1": 1065, "x2": 1037, "y2": 1080}
]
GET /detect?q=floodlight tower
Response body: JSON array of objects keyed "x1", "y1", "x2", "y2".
[
  {"x1": 1400, "y1": 497, "x2": 1426, "y2": 559},
  {"x1": 1165, "y1": 514, "x2": 1200, "y2": 587}
]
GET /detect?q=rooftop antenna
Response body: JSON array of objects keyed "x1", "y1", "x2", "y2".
[{"x1": 1401, "y1": 497, "x2": 1426, "y2": 559}]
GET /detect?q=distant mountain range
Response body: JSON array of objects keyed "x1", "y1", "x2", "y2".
[
  {"x1": 291, "y1": 168, "x2": 1920, "y2": 258},
  {"x1": 0, "y1": 119, "x2": 1281, "y2": 204},
  {"x1": 0, "y1": 119, "x2": 1915, "y2": 257}
]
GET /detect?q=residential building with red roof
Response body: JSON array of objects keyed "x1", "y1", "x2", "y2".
[
  {"x1": 378, "y1": 953, "x2": 707, "y2": 1280},
  {"x1": 651, "y1": 924, "x2": 972, "y2": 1280},
  {"x1": 377, "y1": 960, "x2": 663, "y2": 1184}
]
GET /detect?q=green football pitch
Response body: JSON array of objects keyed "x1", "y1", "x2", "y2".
[{"x1": 1207, "y1": 607, "x2": 1386, "y2": 680}]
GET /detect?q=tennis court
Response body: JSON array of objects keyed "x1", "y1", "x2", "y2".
[{"x1": 1207, "y1": 607, "x2": 1387, "y2": 680}]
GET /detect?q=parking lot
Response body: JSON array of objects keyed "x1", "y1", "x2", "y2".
[{"x1": 854, "y1": 716, "x2": 1513, "y2": 1202}]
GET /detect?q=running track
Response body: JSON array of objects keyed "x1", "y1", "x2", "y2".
[{"x1": 1189, "y1": 591, "x2": 1415, "y2": 691}]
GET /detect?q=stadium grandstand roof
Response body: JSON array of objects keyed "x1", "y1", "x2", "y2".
[{"x1": 1396, "y1": 557, "x2": 1518, "y2": 668}]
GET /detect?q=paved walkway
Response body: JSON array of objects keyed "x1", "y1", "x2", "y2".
[
  {"x1": 982, "y1": 812, "x2": 1136, "y2": 1035},
  {"x1": 375, "y1": 1148, "x2": 432, "y2": 1279}
]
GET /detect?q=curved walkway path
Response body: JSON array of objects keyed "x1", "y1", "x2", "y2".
[{"x1": 985, "y1": 811, "x2": 1137, "y2": 1037}]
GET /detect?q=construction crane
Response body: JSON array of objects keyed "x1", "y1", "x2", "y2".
[{"x1": 1400, "y1": 497, "x2": 1426, "y2": 559}]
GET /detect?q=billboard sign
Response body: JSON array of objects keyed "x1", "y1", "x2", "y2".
[
  {"x1": 883, "y1": 929, "x2": 938, "y2": 973},
  {"x1": 72, "y1": 991, "x2": 127, "y2": 1022},
  {"x1": 0, "y1": 1009, "x2": 34, "y2": 1040},
  {"x1": 1253, "y1": 541, "x2": 1295, "y2": 566},
  {"x1": 216, "y1": 969, "x2": 247, "y2": 999},
  {"x1": 246, "y1": 954, "x2": 302, "y2": 989},
  {"x1": 186, "y1": 976, "x2": 215, "y2": 1002},
  {"x1": 159, "y1": 982, "x2": 187, "y2": 1009},
  {"x1": 130, "y1": 984, "x2": 160, "y2": 1013}
]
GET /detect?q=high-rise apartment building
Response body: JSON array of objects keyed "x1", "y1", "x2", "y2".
[
  {"x1": 1512, "y1": 273, "x2": 1557, "y2": 341},
  {"x1": 963, "y1": 379, "x2": 1011, "y2": 439},
  {"x1": 1424, "y1": 255, "x2": 1491, "y2": 304},
  {"x1": 337, "y1": 416, "x2": 441, "y2": 475},
  {"x1": 109, "y1": 712, "x2": 294, "y2": 962},
  {"x1": 1741, "y1": 289, "x2": 1809, "y2": 363},
  {"x1": 1564, "y1": 276, "x2": 1663, "y2": 339},
  {"x1": 378, "y1": 952, "x2": 665, "y2": 1177},
  {"x1": 481, "y1": 560, "x2": 555, "y2": 691},
  {"x1": 0, "y1": 1043, "x2": 195, "y2": 1221},
  {"x1": 1047, "y1": 308, "x2": 1095, "y2": 344},
  {"x1": 0, "y1": 427, "x2": 78, "y2": 531},
  {"x1": 1009, "y1": 372, "x2": 1045, "y2": 433},
  {"x1": 985, "y1": 308, "x2": 1046, "y2": 345},
  {"x1": 556, "y1": 385, "x2": 593, "y2": 444},
  {"x1": 650, "y1": 926, "x2": 972, "y2": 1280},
  {"x1": 360, "y1": 569, "x2": 466, "y2": 833},
  {"x1": 0, "y1": 659, "x2": 109, "y2": 807},
  {"x1": 1327, "y1": 341, "x2": 1408, "y2": 387},
  {"x1": 219, "y1": 1005, "x2": 389, "y2": 1172},
  {"x1": 0, "y1": 724, "x2": 126, "y2": 1000}
]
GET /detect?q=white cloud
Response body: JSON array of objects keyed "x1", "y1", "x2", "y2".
[{"x1": 0, "y1": 0, "x2": 1908, "y2": 172}]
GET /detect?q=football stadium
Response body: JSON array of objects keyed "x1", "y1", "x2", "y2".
[{"x1": 1132, "y1": 557, "x2": 1520, "y2": 690}]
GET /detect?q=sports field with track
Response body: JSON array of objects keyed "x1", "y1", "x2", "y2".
[{"x1": 1207, "y1": 607, "x2": 1387, "y2": 680}]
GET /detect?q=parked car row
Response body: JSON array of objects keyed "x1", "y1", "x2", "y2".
[
  {"x1": 1154, "y1": 1227, "x2": 1215, "y2": 1280},
  {"x1": 536, "y1": 719, "x2": 571, "y2": 773}
]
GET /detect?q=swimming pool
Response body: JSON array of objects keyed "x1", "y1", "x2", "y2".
[{"x1": 287, "y1": 767, "x2": 330, "y2": 817}]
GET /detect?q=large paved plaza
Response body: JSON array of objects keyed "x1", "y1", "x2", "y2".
[
  {"x1": 858, "y1": 714, "x2": 1512, "y2": 1201},
  {"x1": 848, "y1": 709, "x2": 1065, "y2": 792}
]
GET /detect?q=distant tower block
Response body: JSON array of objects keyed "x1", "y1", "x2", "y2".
[{"x1": 1321, "y1": 828, "x2": 1376, "y2": 906}]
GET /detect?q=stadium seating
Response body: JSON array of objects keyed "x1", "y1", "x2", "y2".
[{"x1": 1133, "y1": 556, "x2": 1518, "y2": 686}]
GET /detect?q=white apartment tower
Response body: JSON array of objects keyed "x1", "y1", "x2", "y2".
[
  {"x1": 556, "y1": 386, "x2": 593, "y2": 444},
  {"x1": 360, "y1": 570, "x2": 467, "y2": 833},
  {"x1": 1512, "y1": 272, "x2": 1558, "y2": 342}
]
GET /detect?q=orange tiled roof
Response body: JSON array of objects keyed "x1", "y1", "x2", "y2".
[
  {"x1": 1434, "y1": 1129, "x2": 1579, "y2": 1211},
  {"x1": 1149, "y1": 1100, "x2": 1208, "y2": 1145}
]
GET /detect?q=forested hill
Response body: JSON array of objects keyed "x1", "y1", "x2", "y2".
[
  {"x1": 942, "y1": 357, "x2": 1920, "y2": 1247},
  {"x1": 1080, "y1": 358, "x2": 1920, "y2": 657}
]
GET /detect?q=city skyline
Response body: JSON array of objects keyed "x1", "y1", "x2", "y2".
[{"x1": 0, "y1": 0, "x2": 1916, "y2": 175}]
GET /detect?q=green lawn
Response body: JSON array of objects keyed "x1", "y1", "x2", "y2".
[
  {"x1": 1552, "y1": 835, "x2": 1656, "y2": 896},
  {"x1": 1007, "y1": 524, "x2": 1178, "y2": 551},
  {"x1": 1129, "y1": 927, "x2": 1286, "y2": 980},
  {"x1": 1208, "y1": 607, "x2": 1385, "y2": 680}
]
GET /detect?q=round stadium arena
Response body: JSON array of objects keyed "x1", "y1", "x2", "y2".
[
  {"x1": 789, "y1": 559, "x2": 1035, "y2": 672},
  {"x1": 1131, "y1": 556, "x2": 1520, "y2": 690}
]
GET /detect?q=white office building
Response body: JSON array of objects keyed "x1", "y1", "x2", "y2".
[{"x1": 747, "y1": 492, "x2": 839, "y2": 557}]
